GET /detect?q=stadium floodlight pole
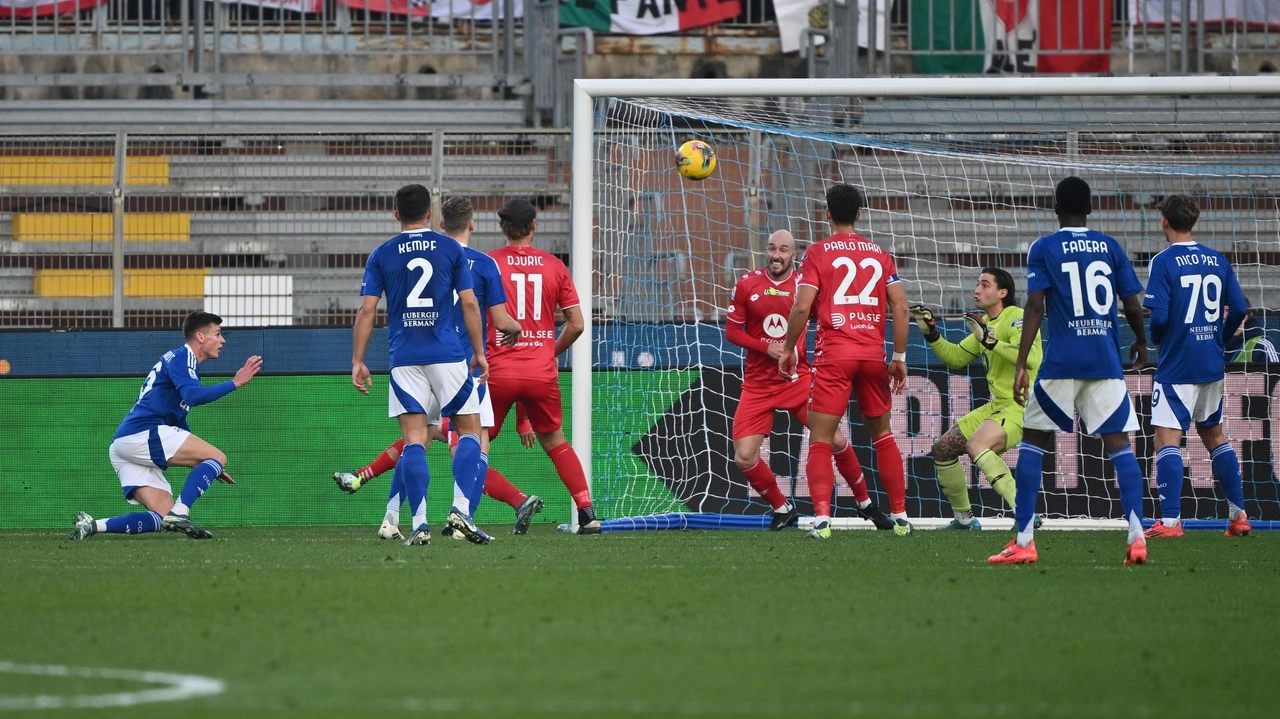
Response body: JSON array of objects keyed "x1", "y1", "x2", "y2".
[{"x1": 568, "y1": 75, "x2": 1280, "y2": 528}]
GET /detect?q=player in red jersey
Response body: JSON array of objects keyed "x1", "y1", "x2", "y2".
[
  {"x1": 779, "y1": 184, "x2": 913, "y2": 539},
  {"x1": 486, "y1": 198, "x2": 600, "y2": 534},
  {"x1": 727, "y1": 229, "x2": 894, "y2": 532}
]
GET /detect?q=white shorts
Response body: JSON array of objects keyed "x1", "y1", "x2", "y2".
[
  {"x1": 388, "y1": 362, "x2": 480, "y2": 422},
  {"x1": 1023, "y1": 378, "x2": 1140, "y2": 436},
  {"x1": 1151, "y1": 379, "x2": 1224, "y2": 430},
  {"x1": 108, "y1": 425, "x2": 191, "y2": 503}
]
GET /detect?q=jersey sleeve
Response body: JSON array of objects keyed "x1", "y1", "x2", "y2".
[
  {"x1": 882, "y1": 252, "x2": 901, "y2": 286},
  {"x1": 1113, "y1": 242, "x2": 1144, "y2": 300},
  {"x1": 452, "y1": 245, "x2": 474, "y2": 294},
  {"x1": 557, "y1": 260, "x2": 580, "y2": 311},
  {"x1": 927, "y1": 334, "x2": 981, "y2": 369},
  {"x1": 797, "y1": 248, "x2": 823, "y2": 291},
  {"x1": 1222, "y1": 260, "x2": 1249, "y2": 338},
  {"x1": 166, "y1": 357, "x2": 236, "y2": 408},
  {"x1": 726, "y1": 278, "x2": 748, "y2": 325},
  {"x1": 1025, "y1": 240, "x2": 1050, "y2": 293},
  {"x1": 481, "y1": 257, "x2": 507, "y2": 308},
  {"x1": 360, "y1": 248, "x2": 384, "y2": 298},
  {"x1": 1142, "y1": 255, "x2": 1169, "y2": 310}
]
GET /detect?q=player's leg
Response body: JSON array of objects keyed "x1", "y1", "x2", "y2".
[
  {"x1": 74, "y1": 434, "x2": 179, "y2": 540},
  {"x1": 389, "y1": 365, "x2": 436, "y2": 546},
  {"x1": 852, "y1": 360, "x2": 912, "y2": 536},
  {"x1": 526, "y1": 381, "x2": 599, "y2": 534},
  {"x1": 990, "y1": 378, "x2": 1070, "y2": 564},
  {"x1": 426, "y1": 361, "x2": 490, "y2": 545},
  {"x1": 732, "y1": 387, "x2": 793, "y2": 526},
  {"x1": 479, "y1": 378, "x2": 540, "y2": 525},
  {"x1": 1193, "y1": 383, "x2": 1250, "y2": 536},
  {"x1": 380, "y1": 459, "x2": 406, "y2": 541},
  {"x1": 1148, "y1": 380, "x2": 1191, "y2": 536},
  {"x1": 335, "y1": 438, "x2": 405, "y2": 494},
  {"x1": 161, "y1": 429, "x2": 226, "y2": 538},
  {"x1": 804, "y1": 409, "x2": 842, "y2": 539},
  {"x1": 1086, "y1": 379, "x2": 1147, "y2": 564},
  {"x1": 932, "y1": 422, "x2": 977, "y2": 529},
  {"x1": 829, "y1": 430, "x2": 894, "y2": 529}
]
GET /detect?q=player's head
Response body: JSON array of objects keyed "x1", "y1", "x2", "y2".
[
  {"x1": 499, "y1": 198, "x2": 537, "y2": 242},
  {"x1": 825, "y1": 183, "x2": 863, "y2": 227},
  {"x1": 394, "y1": 184, "x2": 431, "y2": 226},
  {"x1": 183, "y1": 311, "x2": 225, "y2": 359},
  {"x1": 765, "y1": 229, "x2": 797, "y2": 279},
  {"x1": 976, "y1": 267, "x2": 1018, "y2": 311},
  {"x1": 1054, "y1": 177, "x2": 1092, "y2": 220},
  {"x1": 440, "y1": 195, "x2": 475, "y2": 239},
  {"x1": 1157, "y1": 194, "x2": 1200, "y2": 235}
]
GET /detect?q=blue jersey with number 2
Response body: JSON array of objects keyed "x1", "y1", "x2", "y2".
[
  {"x1": 1026, "y1": 228, "x2": 1143, "y2": 380},
  {"x1": 363, "y1": 230, "x2": 473, "y2": 369}
]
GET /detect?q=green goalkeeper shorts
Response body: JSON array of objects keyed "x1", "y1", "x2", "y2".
[{"x1": 956, "y1": 401, "x2": 1023, "y2": 449}]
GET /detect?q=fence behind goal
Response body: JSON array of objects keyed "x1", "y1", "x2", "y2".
[{"x1": 578, "y1": 78, "x2": 1280, "y2": 529}]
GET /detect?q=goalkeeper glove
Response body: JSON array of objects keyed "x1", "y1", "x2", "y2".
[
  {"x1": 963, "y1": 311, "x2": 997, "y2": 350},
  {"x1": 909, "y1": 305, "x2": 940, "y2": 342}
]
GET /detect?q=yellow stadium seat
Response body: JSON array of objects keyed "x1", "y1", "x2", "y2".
[
  {"x1": 33, "y1": 268, "x2": 210, "y2": 298},
  {"x1": 11, "y1": 213, "x2": 190, "y2": 243},
  {"x1": 0, "y1": 156, "x2": 168, "y2": 186}
]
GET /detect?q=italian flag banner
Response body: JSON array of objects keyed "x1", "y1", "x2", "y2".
[
  {"x1": 909, "y1": 0, "x2": 1112, "y2": 74},
  {"x1": 0, "y1": 0, "x2": 106, "y2": 17},
  {"x1": 560, "y1": 0, "x2": 742, "y2": 34}
]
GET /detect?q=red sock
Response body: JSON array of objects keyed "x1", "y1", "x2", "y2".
[
  {"x1": 547, "y1": 442, "x2": 592, "y2": 509},
  {"x1": 741, "y1": 458, "x2": 788, "y2": 511},
  {"x1": 361, "y1": 438, "x2": 405, "y2": 480},
  {"x1": 873, "y1": 434, "x2": 907, "y2": 514},
  {"x1": 833, "y1": 444, "x2": 870, "y2": 504},
  {"x1": 482, "y1": 467, "x2": 527, "y2": 509},
  {"x1": 807, "y1": 442, "x2": 835, "y2": 517}
]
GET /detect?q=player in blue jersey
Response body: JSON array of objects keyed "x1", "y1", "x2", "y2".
[
  {"x1": 70, "y1": 311, "x2": 263, "y2": 540},
  {"x1": 1142, "y1": 194, "x2": 1251, "y2": 539},
  {"x1": 990, "y1": 177, "x2": 1151, "y2": 566},
  {"x1": 352, "y1": 184, "x2": 489, "y2": 547}
]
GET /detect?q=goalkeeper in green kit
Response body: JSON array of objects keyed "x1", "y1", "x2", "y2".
[{"x1": 910, "y1": 268, "x2": 1043, "y2": 530}]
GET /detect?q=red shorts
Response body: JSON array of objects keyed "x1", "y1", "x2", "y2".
[
  {"x1": 487, "y1": 374, "x2": 563, "y2": 437},
  {"x1": 808, "y1": 357, "x2": 892, "y2": 418},
  {"x1": 732, "y1": 379, "x2": 810, "y2": 440}
]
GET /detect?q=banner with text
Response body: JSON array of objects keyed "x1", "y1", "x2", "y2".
[
  {"x1": 560, "y1": 0, "x2": 742, "y2": 35},
  {"x1": 910, "y1": 0, "x2": 1113, "y2": 74},
  {"x1": 1129, "y1": 0, "x2": 1280, "y2": 26}
]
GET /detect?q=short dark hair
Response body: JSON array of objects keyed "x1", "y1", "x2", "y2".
[
  {"x1": 981, "y1": 267, "x2": 1019, "y2": 308},
  {"x1": 440, "y1": 196, "x2": 474, "y2": 236},
  {"x1": 1158, "y1": 194, "x2": 1200, "y2": 233},
  {"x1": 395, "y1": 184, "x2": 431, "y2": 224},
  {"x1": 826, "y1": 183, "x2": 864, "y2": 225},
  {"x1": 183, "y1": 310, "x2": 222, "y2": 340},
  {"x1": 498, "y1": 198, "x2": 537, "y2": 240},
  {"x1": 1054, "y1": 176, "x2": 1092, "y2": 216}
]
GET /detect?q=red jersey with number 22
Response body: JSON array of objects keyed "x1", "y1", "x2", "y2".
[
  {"x1": 798, "y1": 232, "x2": 901, "y2": 362},
  {"x1": 726, "y1": 269, "x2": 809, "y2": 390},
  {"x1": 486, "y1": 245, "x2": 580, "y2": 382}
]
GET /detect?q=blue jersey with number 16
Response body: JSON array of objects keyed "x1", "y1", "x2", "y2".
[
  {"x1": 362, "y1": 229, "x2": 473, "y2": 369},
  {"x1": 1143, "y1": 241, "x2": 1246, "y2": 384},
  {"x1": 1027, "y1": 228, "x2": 1143, "y2": 380}
]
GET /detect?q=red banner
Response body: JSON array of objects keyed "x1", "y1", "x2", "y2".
[
  {"x1": 0, "y1": 0, "x2": 108, "y2": 18},
  {"x1": 1038, "y1": 0, "x2": 1113, "y2": 73}
]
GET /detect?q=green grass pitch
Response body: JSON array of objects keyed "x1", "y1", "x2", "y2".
[{"x1": 3, "y1": 526, "x2": 1277, "y2": 718}]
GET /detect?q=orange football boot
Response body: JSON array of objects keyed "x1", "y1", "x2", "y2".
[
  {"x1": 1124, "y1": 539, "x2": 1148, "y2": 566},
  {"x1": 1226, "y1": 514, "x2": 1252, "y2": 537},
  {"x1": 1144, "y1": 521, "x2": 1184, "y2": 538},
  {"x1": 988, "y1": 539, "x2": 1038, "y2": 565}
]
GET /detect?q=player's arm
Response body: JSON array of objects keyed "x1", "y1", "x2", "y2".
[
  {"x1": 725, "y1": 321, "x2": 773, "y2": 354},
  {"x1": 885, "y1": 281, "x2": 909, "y2": 393},
  {"x1": 351, "y1": 293, "x2": 379, "y2": 394},
  {"x1": 553, "y1": 306, "x2": 584, "y2": 357},
  {"x1": 779, "y1": 284, "x2": 815, "y2": 377},
  {"x1": 928, "y1": 331, "x2": 982, "y2": 369},
  {"x1": 1121, "y1": 292, "x2": 1148, "y2": 370},
  {"x1": 1143, "y1": 257, "x2": 1170, "y2": 347},
  {"x1": 516, "y1": 402, "x2": 535, "y2": 448},
  {"x1": 1222, "y1": 265, "x2": 1248, "y2": 340},
  {"x1": 1014, "y1": 289, "x2": 1045, "y2": 405},
  {"x1": 990, "y1": 318, "x2": 1040, "y2": 371},
  {"x1": 169, "y1": 357, "x2": 257, "y2": 407},
  {"x1": 458, "y1": 287, "x2": 488, "y2": 381},
  {"x1": 489, "y1": 301, "x2": 521, "y2": 347}
]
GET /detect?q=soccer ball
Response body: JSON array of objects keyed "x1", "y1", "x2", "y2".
[{"x1": 676, "y1": 140, "x2": 717, "y2": 181}]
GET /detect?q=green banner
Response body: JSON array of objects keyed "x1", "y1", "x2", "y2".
[{"x1": 0, "y1": 371, "x2": 694, "y2": 529}]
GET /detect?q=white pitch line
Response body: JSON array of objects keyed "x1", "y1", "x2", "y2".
[{"x1": 0, "y1": 662, "x2": 224, "y2": 710}]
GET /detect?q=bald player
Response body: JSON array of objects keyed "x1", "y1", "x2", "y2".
[{"x1": 725, "y1": 229, "x2": 894, "y2": 531}]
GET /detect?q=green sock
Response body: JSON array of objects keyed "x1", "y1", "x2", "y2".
[
  {"x1": 976, "y1": 449, "x2": 1016, "y2": 510},
  {"x1": 936, "y1": 459, "x2": 971, "y2": 514}
]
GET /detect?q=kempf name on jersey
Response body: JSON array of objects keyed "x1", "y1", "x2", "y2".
[{"x1": 397, "y1": 238, "x2": 437, "y2": 253}]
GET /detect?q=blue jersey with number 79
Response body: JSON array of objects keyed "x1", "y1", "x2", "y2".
[
  {"x1": 362, "y1": 230, "x2": 473, "y2": 369},
  {"x1": 1143, "y1": 241, "x2": 1246, "y2": 384},
  {"x1": 1026, "y1": 227, "x2": 1143, "y2": 380}
]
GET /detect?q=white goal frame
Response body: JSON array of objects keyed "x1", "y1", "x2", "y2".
[{"x1": 568, "y1": 76, "x2": 1280, "y2": 530}]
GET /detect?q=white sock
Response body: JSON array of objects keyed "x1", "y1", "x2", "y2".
[
  {"x1": 890, "y1": 511, "x2": 908, "y2": 522},
  {"x1": 857, "y1": 498, "x2": 872, "y2": 510},
  {"x1": 815, "y1": 515, "x2": 831, "y2": 527},
  {"x1": 954, "y1": 509, "x2": 974, "y2": 525},
  {"x1": 1127, "y1": 510, "x2": 1144, "y2": 544},
  {"x1": 1016, "y1": 529, "x2": 1034, "y2": 548},
  {"x1": 773, "y1": 501, "x2": 793, "y2": 514},
  {"x1": 412, "y1": 509, "x2": 427, "y2": 530},
  {"x1": 1228, "y1": 502, "x2": 1244, "y2": 519},
  {"x1": 95, "y1": 520, "x2": 108, "y2": 533},
  {"x1": 170, "y1": 502, "x2": 190, "y2": 516},
  {"x1": 1161, "y1": 516, "x2": 1180, "y2": 527}
]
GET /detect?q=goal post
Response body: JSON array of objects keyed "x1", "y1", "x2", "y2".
[{"x1": 570, "y1": 76, "x2": 1280, "y2": 532}]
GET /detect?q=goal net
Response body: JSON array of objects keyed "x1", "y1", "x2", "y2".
[{"x1": 571, "y1": 77, "x2": 1280, "y2": 531}]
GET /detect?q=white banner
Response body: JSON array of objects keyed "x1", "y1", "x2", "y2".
[
  {"x1": 1129, "y1": 0, "x2": 1280, "y2": 25},
  {"x1": 774, "y1": 0, "x2": 888, "y2": 55},
  {"x1": 208, "y1": 0, "x2": 323, "y2": 10}
]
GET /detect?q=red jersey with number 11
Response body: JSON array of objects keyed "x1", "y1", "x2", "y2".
[
  {"x1": 797, "y1": 232, "x2": 901, "y2": 362},
  {"x1": 486, "y1": 245, "x2": 580, "y2": 382}
]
